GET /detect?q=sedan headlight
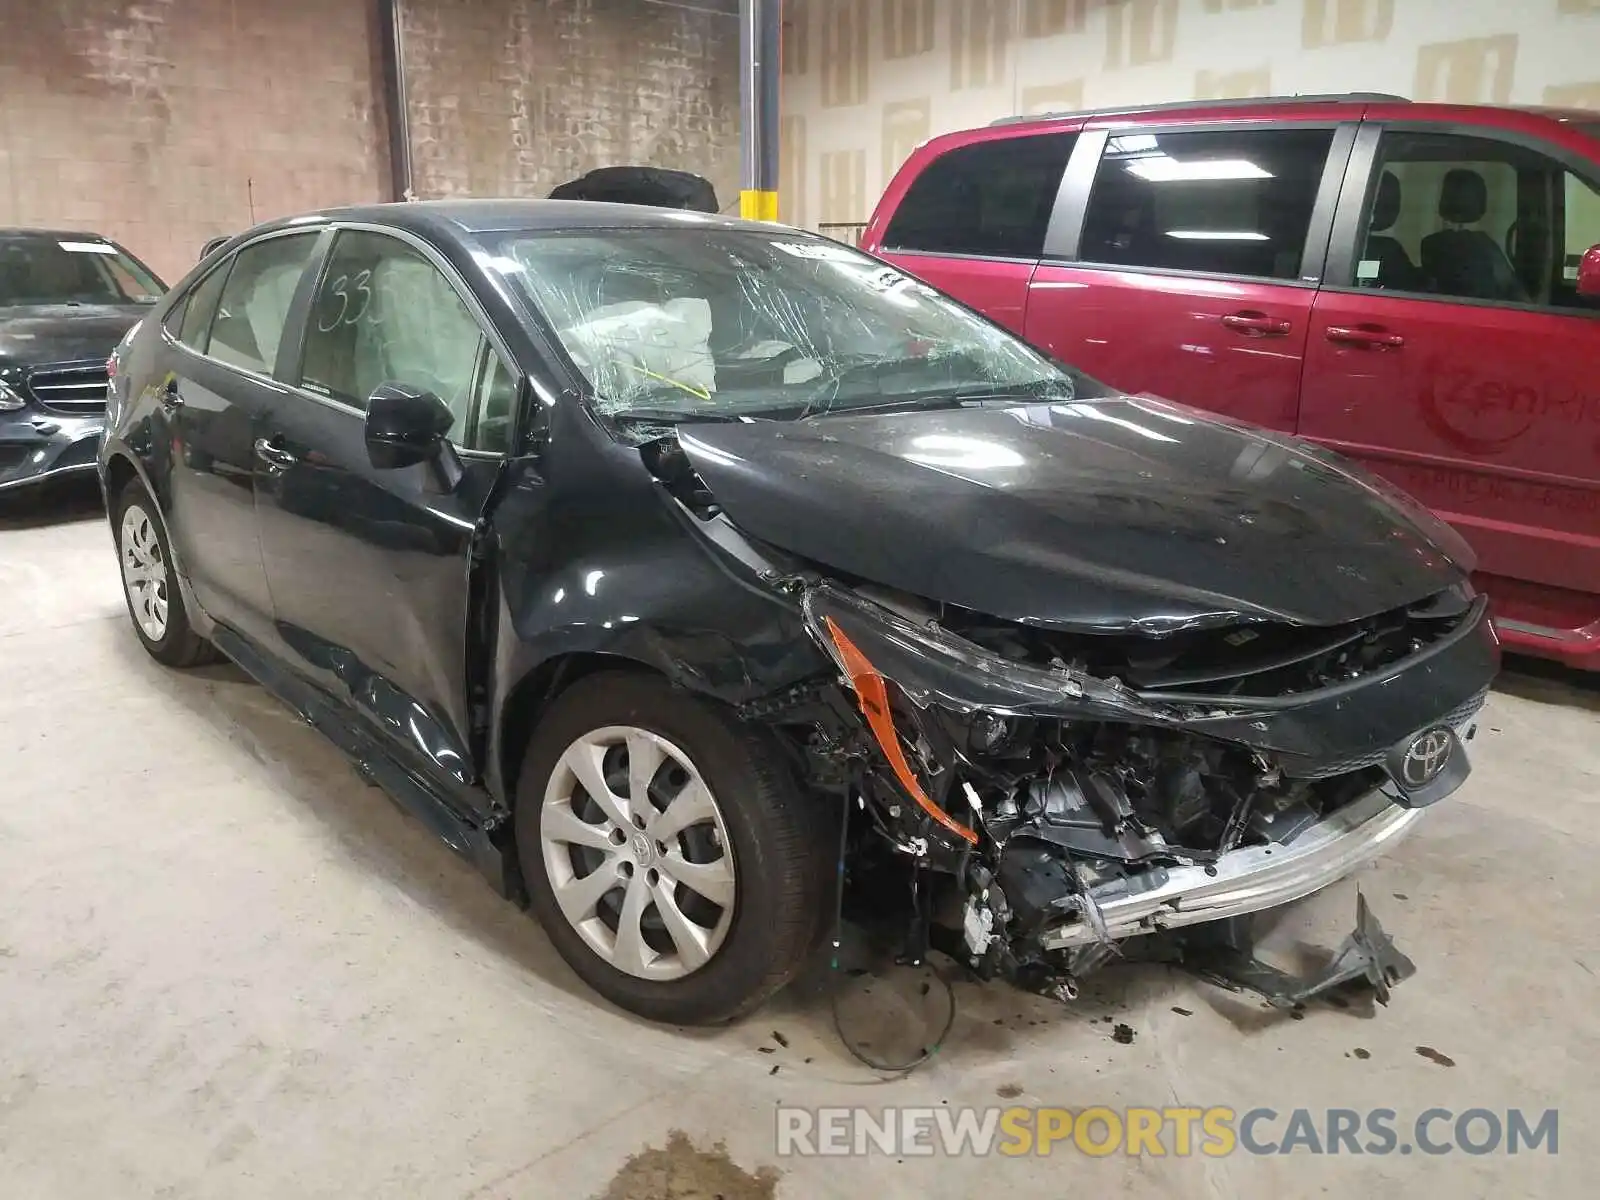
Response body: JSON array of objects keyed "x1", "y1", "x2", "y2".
[{"x1": 0, "y1": 377, "x2": 24, "y2": 412}]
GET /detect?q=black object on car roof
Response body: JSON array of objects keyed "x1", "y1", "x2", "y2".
[{"x1": 548, "y1": 166, "x2": 719, "y2": 213}]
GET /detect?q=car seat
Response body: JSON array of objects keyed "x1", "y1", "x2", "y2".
[
  {"x1": 1420, "y1": 168, "x2": 1527, "y2": 302},
  {"x1": 1364, "y1": 171, "x2": 1425, "y2": 290}
]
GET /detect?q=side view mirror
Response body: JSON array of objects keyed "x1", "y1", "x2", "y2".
[
  {"x1": 1576, "y1": 244, "x2": 1600, "y2": 299},
  {"x1": 364, "y1": 382, "x2": 463, "y2": 491}
]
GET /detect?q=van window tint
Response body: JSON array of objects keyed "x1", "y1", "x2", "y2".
[
  {"x1": 208, "y1": 234, "x2": 319, "y2": 375},
  {"x1": 1078, "y1": 128, "x2": 1335, "y2": 280},
  {"x1": 1355, "y1": 131, "x2": 1600, "y2": 312},
  {"x1": 881, "y1": 133, "x2": 1076, "y2": 259}
]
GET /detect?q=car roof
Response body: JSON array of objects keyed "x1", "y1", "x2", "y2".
[
  {"x1": 247, "y1": 199, "x2": 765, "y2": 241},
  {"x1": 981, "y1": 95, "x2": 1600, "y2": 135},
  {"x1": 0, "y1": 227, "x2": 116, "y2": 241}
]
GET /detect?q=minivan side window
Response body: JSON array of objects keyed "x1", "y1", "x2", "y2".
[
  {"x1": 1353, "y1": 130, "x2": 1600, "y2": 313},
  {"x1": 1077, "y1": 128, "x2": 1336, "y2": 281},
  {"x1": 881, "y1": 133, "x2": 1077, "y2": 259},
  {"x1": 207, "y1": 233, "x2": 319, "y2": 376},
  {"x1": 296, "y1": 230, "x2": 506, "y2": 451}
]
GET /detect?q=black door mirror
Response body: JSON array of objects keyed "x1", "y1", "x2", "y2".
[{"x1": 364, "y1": 382, "x2": 454, "y2": 470}]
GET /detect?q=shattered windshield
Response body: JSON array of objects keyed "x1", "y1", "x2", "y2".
[
  {"x1": 0, "y1": 235, "x2": 164, "y2": 307},
  {"x1": 482, "y1": 227, "x2": 1098, "y2": 425}
]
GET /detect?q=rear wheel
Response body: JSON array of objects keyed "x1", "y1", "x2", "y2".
[
  {"x1": 115, "y1": 480, "x2": 216, "y2": 668},
  {"x1": 515, "y1": 672, "x2": 831, "y2": 1025}
]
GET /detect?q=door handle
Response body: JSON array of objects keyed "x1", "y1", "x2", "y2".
[
  {"x1": 159, "y1": 379, "x2": 183, "y2": 410},
  {"x1": 253, "y1": 436, "x2": 299, "y2": 469},
  {"x1": 1325, "y1": 325, "x2": 1405, "y2": 349},
  {"x1": 1220, "y1": 312, "x2": 1291, "y2": 337}
]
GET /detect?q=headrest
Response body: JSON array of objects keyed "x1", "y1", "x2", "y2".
[
  {"x1": 1438, "y1": 168, "x2": 1487, "y2": 224},
  {"x1": 1371, "y1": 171, "x2": 1401, "y2": 232}
]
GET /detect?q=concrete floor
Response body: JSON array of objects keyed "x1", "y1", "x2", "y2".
[{"x1": 2, "y1": 483, "x2": 1596, "y2": 1199}]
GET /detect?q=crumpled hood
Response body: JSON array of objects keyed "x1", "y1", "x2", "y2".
[
  {"x1": 676, "y1": 397, "x2": 1473, "y2": 632},
  {"x1": 0, "y1": 304, "x2": 148, "y2": 366}
]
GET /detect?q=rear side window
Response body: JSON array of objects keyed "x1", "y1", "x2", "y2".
[
  {"x1": 881, "y1": 133, "x2": 1076, "y2": 259},
  {"x1": 207, "y1": 233, "x2": 319, "y2": 376},
  {"x1": 1078, "y1": 128, "x2": 1335, "y2": 280},
  {"x1": 175, "y1": 263, "x2": 230, "y2": 352}
]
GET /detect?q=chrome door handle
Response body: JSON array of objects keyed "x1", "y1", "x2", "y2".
[{"x1": 253, "y1": 437, "x2": 298, "y2": 469}]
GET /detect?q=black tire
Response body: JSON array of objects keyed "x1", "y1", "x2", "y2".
[
  {"x1": 114, "y1": 479, "x2": 218, "y2": 668},
  {"x1": 515, "y1": 671, "x2": 833, "y2": 1025}
]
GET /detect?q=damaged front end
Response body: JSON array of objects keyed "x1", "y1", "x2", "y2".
[{"x1": 798, "y1": 578, "x2": 1498, "y2": 1004}]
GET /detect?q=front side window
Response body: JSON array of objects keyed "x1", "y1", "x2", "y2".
[
  {"x1": 296, "y1": 231, "x2": 503, "y2": 450},
  {"x1": 0, "y1": 234, "x2": 164, "y2": 308},
  {"x1": 208, "y1": 234, "x2": 319, "y2": 375},
  {"x1": 881, "y1": 133, "x2": 1077, "y2": 259},
  {"x1": 485, "y1": 227, "x2": 1102, "y2": 429},
  {"x1": 1078, "y1": 128, "x2": 1336, "y2": 280},
  {"x1": 1354, "y1": 131, "x2": 1600, "y2": 312}
]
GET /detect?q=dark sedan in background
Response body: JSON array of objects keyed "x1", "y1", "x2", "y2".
[
  {"x1": 0, "y1": 229, "x2": 164, "y2": 494},
  {"x1": 99, "y1": 201, "x2": 1497, "y2": 1024}
]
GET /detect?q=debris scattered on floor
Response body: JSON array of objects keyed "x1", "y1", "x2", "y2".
[
  {"x1": 1171, "y1": 1006, "x2": 1193, "y2": 1017},
  {"x1": 1393, "y1": 892, "x2": 1410, "y2": 901},
  {"x1": 1353, "y1": 1047, "x2": 1371, "y2": 1060},
  {"x1": 757, "y1": 1046, "x2": 775, "y2": 1054},
  {"x1": 595, "y1": 1131, "x2": 779, "y2": 1200},
  {"x1": 996, "y1": 1083, "x2": 1024, "y2": 1099},
  {"x1": 1416, "y1": 1046, "x2": 1456, "y2": 1068},
  {"x1": 771, "y1": 1030, "x2": 789, "y2": 1048},
  {"x1": 1112, "y1": 1023, "x2": 1136, "y2": 1045},
  {"x1": 768, "y1": 1065, "x2": 780, "y2": 1076}
]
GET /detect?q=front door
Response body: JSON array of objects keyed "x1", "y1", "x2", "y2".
[
  {"x1": 253, "y1": 227, "x2": 517, "y2": 803},
  {"x1": 158, "y1": 232, "x2": 320, "y2": 639},
  {"x1": 1299, "y1": 126, "x2": 1600, "y2": 654},
  {"x1": 1025, "y1": 123, "x2": 1350, "y2": 432}
]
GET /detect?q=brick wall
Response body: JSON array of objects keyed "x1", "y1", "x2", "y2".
[
  {"x1": 0, "y1": 0, "x2": 389, "y2": 282},
  {"x1": 402, "y1": 0, "x2": 739, "y2": 208},
  {"x1": 0, "y1": 0, "x2": 741, "y2": 284}
]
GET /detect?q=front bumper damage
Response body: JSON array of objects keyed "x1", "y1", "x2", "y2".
[{"x1": 798, "y1": 579, "x2": 1499, "y2": 1009}]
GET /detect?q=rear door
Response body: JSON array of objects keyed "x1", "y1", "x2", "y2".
[
  {"x1": 1300, "y1": 120, "x2": 1600, "y2": 647},
  {"x1": 252, "y1": 225, "x2": 517, "y2": 808},
  {"x1": 156, "y1": 231, "x2": 322, "y2": 642},
  {"x1": 866, "y1": 130, "x2": 1077, "y2": 335},
  {"x1": 1024, "y1": 120, "x2": 1355, "y2": 433}
]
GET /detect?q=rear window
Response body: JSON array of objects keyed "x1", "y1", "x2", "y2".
[{"x1": 881, "y1": 133, "x2": 1076, "y2": 260}]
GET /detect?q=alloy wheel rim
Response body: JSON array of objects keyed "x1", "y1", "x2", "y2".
[
  {"x1": 540, "y1": 725, "x2": 737, "y2": 981},
  {"x1": 119, "y1": 505, "x2": 169, "y2": 642}
]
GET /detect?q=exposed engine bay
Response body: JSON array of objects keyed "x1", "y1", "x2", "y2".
[{"x1": 757, "y1": 575, "x2": 1488, "y2": 1008}]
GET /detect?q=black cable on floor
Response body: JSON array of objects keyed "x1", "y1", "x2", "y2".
[{"x1": 827, "y1": 796, "x2": 959, "y2": 1074}]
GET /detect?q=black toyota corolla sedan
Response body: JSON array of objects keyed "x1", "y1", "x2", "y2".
[
  {"x1": 100, "y1": 201, "x2": 1498, "y2": 1024},
  {"x1": 0, "y1": 229, "x2": 164, "y2": 494}
]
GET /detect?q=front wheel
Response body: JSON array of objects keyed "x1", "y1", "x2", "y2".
[
  {"x1": 115, "y1": 480, "x2": 217, "y2": 668},
  {"x1": 515, "y1": 672, "x2": 832, "y2": 1025}
]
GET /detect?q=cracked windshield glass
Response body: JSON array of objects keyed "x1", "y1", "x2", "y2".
[{"x1": 483, "y1": 227, "x2": 1101, "y2": 429}]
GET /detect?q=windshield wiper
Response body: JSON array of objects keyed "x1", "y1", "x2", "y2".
[{"x1": 605, "y1": 407, "x2": 747, "y2": 426}]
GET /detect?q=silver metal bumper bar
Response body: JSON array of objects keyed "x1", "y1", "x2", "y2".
[{"x1": 1042, "y1": 788, "x2": 1424, "y2": 949}]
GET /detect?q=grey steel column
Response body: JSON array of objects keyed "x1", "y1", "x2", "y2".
[
  {"x1": 739, "y1": 0, "x2": 781, "y2": 221},
  {"x1": 377, "y1": 0, "x2": 415, "y2": 202}
]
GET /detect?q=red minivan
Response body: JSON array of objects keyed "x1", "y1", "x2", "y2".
[{"x1": 862, "y1": 94, "x2": 1600, "y2": 670}]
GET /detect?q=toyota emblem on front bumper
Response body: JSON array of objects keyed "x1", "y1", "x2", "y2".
[{"x1": 1401, "y1": 729, "x2": 1453, "y2": 787}]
